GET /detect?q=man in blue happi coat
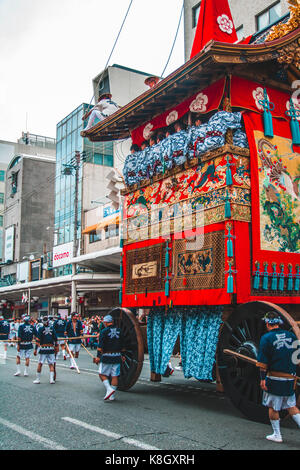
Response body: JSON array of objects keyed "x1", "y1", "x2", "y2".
[
  {"x1": 33, "y1": 316, "x2": 58, "y2": 384},
  {"x1": 94, "y1": 314, "x2": 125, "y2": 401},
  {"x1": 15, "y1": 315, "x2": 36, "y2": 377},
  {"x1": 257, "y1": 311, "x2": 300, "y2": 443},
  {"x1": 53, "y1": 314, "x2": 67, "y2": 360},
  {"x1": 0, "y1": 315, "x2": 10, "y2": 359},
  {"x1": 65, "y1": 312, "x2": 83, "y2": 369}
]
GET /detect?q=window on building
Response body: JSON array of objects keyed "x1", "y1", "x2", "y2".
[
  {"x1": 89, "y1": 231, "x2": 102, "y2": 244},
  {"x1": 192, "y1": 2, "x2": 201, "y2": 28},
  {"x1": 236, "y1": 25, "x2": 244, "y2": 41},
  {"x1": 104, "y1": 225, "x2": 119, "y2": 240},
  {"x1": 0, "y1": 193, "x2": 4, "y2": 204},
  {"x1": 256, "y1": 2, "x2": 281, "y2": 31},
  {"x1": 0, "y1": 171, "x2": 5, "y2": 182},
  {"x1": 0, "y1": 216, "x2": 3, "y2": 227}
]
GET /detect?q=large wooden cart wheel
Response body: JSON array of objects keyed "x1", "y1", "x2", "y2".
[
  {"x1": 108, "y1": 307, "x2": 144, "y2": 391},
  {"x1": 217, "y1": 302, "x2": 300, "y2": 424}
]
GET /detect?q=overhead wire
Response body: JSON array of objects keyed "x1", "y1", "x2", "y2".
[
  {"x1": 86, "y1": 0, "x2": 134, "y2": 113},
  {"x1": 161, "y1": 1, "x2": 184, "y2": 78}
]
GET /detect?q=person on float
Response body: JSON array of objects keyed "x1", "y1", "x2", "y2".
[{"x1": 83, "y1": 93, "x2": 120, "y2": 131}]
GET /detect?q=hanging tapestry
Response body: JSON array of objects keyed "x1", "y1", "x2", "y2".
[
  {"x1": 180, "y1": 307, "x2": 223, "y2": 381},
  {"x1": 172, "y1": 231, "x2": 225, "y2": 291},
  {"x1": 237, "y1": 110, "x2": 300, "y2": 304},
  {"x1": 147, "y1": 307, "x2": 223, "y2": 381},
  {"x1": 147, "y1": 310, "x2": 181, "y2": 375},
  {"x1": 124, "y1": 243, "x2": 166, "y2": 295},
  {"x1": 231, "y1": 75, "x2": 293, "y2": 121},
  {"x1": 131, "y1": 79, "x2": 226, "y2": 146}
]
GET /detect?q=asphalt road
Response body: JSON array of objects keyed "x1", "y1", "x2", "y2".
[{"x1": 0, "y1": 344, "x2": 299, "y2": 452}]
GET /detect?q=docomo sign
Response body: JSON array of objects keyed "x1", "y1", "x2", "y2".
[{"x1": 52, "y1": 242, "x2": 73, "y2": 268}]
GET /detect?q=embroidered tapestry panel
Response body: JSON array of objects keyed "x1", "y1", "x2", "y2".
[{"x1": 172, "y1": 231, "x2": 225, "y2": 291}]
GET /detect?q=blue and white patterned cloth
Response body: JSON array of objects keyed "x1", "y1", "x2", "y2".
[
  {"x1": 169, "y1": 130, "x2": 188, "y2": 166},
  {"x1": 123, "y1": 111, "x2": 246, "y2": 186},
  {"x1": 147, "y1": 307, "x2": 223, "y2": 381},
  {"x1": 184, "y1": 124, "x2": 208, "y2": 160},
  {"x1": 233, "y1": 129, "x2": 249, "y2": 148}
]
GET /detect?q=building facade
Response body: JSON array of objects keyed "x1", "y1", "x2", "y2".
[{"x1": 184, "y1": 0, "x2": 289, "y2": 59}]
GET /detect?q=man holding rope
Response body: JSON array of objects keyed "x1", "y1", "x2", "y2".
[
  {"x1": 65, "y1": 312, "x2": 83, "y2": 369},
  {"x1": 53, "y1": 314, "x2": 67, "y2": 360},
  {"x1": 33, "y1": 316, "x2": 58, "y2": 384},
  {"x1": 257, "y1": 311, "x2": 300, "y2": 443},
  {"x1": 94, "y1": 315, "x2": 125, "y2": 401},
  {"x1": 14, "y1": 315, "x2": 36, "y2": 377},
  {"x1": 0, "y1": 315, "x2": 10, "y2": 359}
]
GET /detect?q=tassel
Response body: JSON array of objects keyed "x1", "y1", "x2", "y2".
[
  {"x1": 225, "y1": 190, "x2": 231, "y2": 218},
  {"x1": 165, "y1": 243, "x2": 170, "y2": 268},
  {"x1": 227, "y1": 272, "x2": 234, "y2": 293},
  {"x1": 295, "y1": 265, "x2": 300, "y2": 291},
  {"x1": 290, "y1": 119, "x2": 300, "y2": 146},
  {"x1": 119, "y1": 285, "x2": 123, "y2": 305},
  {"x1": 262, "y1": 263, "x2": 269, "y2": 290},
  {"x1": 226, "y1": 156, "x2": 233, "y2": 186},
  {"x1": 120, "y1": 237, "x2": 124, "y2": 248},
  {"x1": 120, "y1": 256, "x2": 123, "y2": 279},
  {"x1": 226, "y1": 261, "x2": 236, "y2": 294},
  {"x1": 259, "y1": 89, "x2": 274, "y2": 138},
  {"x1": 263, "y1": 109, "x2": 274, "y2": 138},
  {"x1": 278, "y1": 264, "x2": 285, "y2": 292},
  {"x1": 288, "y1": 264, "x2": 294, "y2": 292},
  {"x1": 271, "y1": 263, "x2": 277, "y2": 291},
  {"x1": 253, "y1": 262, "x2": 261, "y2": 290},
  {"x1": 226, "y1": 224, "x2": 235, "y2": 258},
  {"x1": 286, "y1": 98, "x2": 300, "y2": 145},
  {"x1": 145, "y1": 288, "x2": 148, "y2": 297},
  {"x1": 165, "y1": 269, "x2": 170, "y2": 297}
]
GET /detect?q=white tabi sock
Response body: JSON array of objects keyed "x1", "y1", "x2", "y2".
[
  {"x1": 16, "y1": 365, "x2": 21, "y2": 374},
  {"x1": 36, "y1": 372, "x2": 41, "y2": 379},
  {"x1": 102, "y1": 379, "x2": 110, "y2": 391},
  {"x1": 270, "y1": 419, "x2": 281, "y2": 438},
  {"x1": 24, "y1": 366, "x2": 29, "y2": 375},
  {"x1": 50, "y1": 372, "x2": 55, "y2": 383},
  {"x1": 292, "y1": 413, "x2": 300, "y2": 428},
  {"x1": 109, "y1": 385, "x2": 117, "y2": 400}
]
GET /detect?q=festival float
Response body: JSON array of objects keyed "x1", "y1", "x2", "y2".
[{"x1": 81, "y1": 0, "x2": 300, "y2": 422}]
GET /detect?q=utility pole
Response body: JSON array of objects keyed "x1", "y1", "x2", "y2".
[
  {"x1": 62, "y1": 150, "x2": 82, "y2": 314},
  {"x1": 71, "y1": 151, "x2": 81, "y2": 313}
]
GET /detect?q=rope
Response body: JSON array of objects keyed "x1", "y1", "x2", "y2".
[
  {"x1": 86, "y1": 0, "x2": 134, "y2": 114},
  {"x1": 161, "y1": 1, "x2": 184, "y2": 78}
]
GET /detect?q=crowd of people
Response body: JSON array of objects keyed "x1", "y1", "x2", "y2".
[
  {"x1": 123, "y1": 111, "x2": 249, "y2": 187},
  {"x1": 0, "y1": 312, "x2": 125, "y2": 401}
]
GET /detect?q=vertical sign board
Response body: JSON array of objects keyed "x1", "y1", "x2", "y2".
[{"x1": 4, "y1": 226, "x2": 14, "y2": 263}]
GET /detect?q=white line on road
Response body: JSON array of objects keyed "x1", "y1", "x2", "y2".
[
  {"x1": 0, "y1": 417, "x2": 67, "y2": 450},
  {"x1": 62, "y1": 417, "x2": 159, "y2": 451}
]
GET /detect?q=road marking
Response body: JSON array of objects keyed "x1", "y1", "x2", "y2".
[
  {"x1": 0, "y1": 417, "x2": 67, "y2": 450},
  {"x1": 62, "y1": 417, "x2": 159, "y2": 451}
]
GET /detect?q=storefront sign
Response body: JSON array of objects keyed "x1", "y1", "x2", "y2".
[{"x1": 52, "y1": 242, "x2": 73, "y2": 268}]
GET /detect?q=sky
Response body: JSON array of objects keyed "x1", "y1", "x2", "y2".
[{"x1": 0, "y1": 0, "x2": 185, "y2": 142}]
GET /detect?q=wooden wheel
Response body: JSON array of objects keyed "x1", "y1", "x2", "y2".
[
  {"x1": 217, "y1": 301, "x2": 300, "y2": 424},
  {"x1": 109, "y1": 307, "x2": 144, "y2": 391}
]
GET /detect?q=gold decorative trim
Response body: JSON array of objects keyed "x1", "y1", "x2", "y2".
[{"x1": 266, "y1": 1, "x2": 300, "y2": 44}]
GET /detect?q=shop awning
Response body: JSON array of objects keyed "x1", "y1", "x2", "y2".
[{"x1": 82, "y1": 216, "x2": 120, "y2": 234}]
